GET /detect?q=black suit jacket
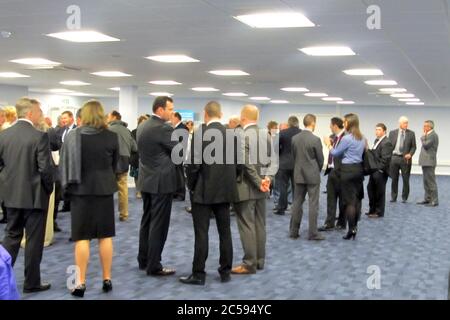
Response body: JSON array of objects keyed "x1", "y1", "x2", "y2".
[
  {"x1": 0, "y1": 120, "x2": 53, "y2": 209},
  {"x1": 66, "y1": 129, "x2": 119, "y2": 196},
  {"x1": 324, "y1": 131, "x2": 346, "y2": 176},
  {"x1": 372, "y1": 136, "x2": 394, "y2": 174},
  {"x1": 279, "y1": 126, "x2": 301, "y2": 170},
  {"x1": 137, "y1": 116, "x2": 178, "y2": 194},
  {"x1": 388, "y1": 129, "x2": 416, "y2": 156},
  {"x1": 186, "y1": 122, "x2": 238, "y2": 204}
]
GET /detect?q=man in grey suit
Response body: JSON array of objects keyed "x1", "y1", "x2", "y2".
[
  {"x1": 388, "y1": 116, "x2": 416, "y2": 203},
  {"x1": 137, "y1": 96, "x2": 178, "y2": 276},
  {"x1": 0, "y1": 98, "x2": 53, "y2": 293},
  {"x1": 290, "y1": 114, "x2": 325, "y2": 241},
  {"x1": 417, "y1": 120, "x2": 439, "y2": 207},
  {"x1": 232, "y1": 105, "x2": 271, "y2": 275}
]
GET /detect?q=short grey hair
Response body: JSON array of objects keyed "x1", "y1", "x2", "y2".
[
  {"x1": 15, "y1": 97, "x2": 33, "y2": 119},
  {"x1": 425, "y1": 120, "x2": 434, "y2": 129},
  {"x1": 398, "y1": 116, "x2": 408, "y2": 124}
]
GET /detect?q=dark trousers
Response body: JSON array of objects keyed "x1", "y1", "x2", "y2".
[
  {"x1": 138, "y1": 193, "x2": 173, "y2": 273},
  {"x1": 174, "y1": 165, "x2": 186, "y2": 200},
  {"x1": 2, "y1": 208, "x2": 46, "y2": 289},
  {"x1": 390, "y1": 155, "x2": 411, "y2": 201},
  {"x1": 324, "y1": 169, "x2": 345, "y2": 227},
  {"x1": 191, "y1": 202, "x2": 233, "y2": 279},
  {"x1": 422, "y1": 166, "x2": 438, "y2": 203},
  {"x1": 54, "y1": 180, "x2": 62, "y2": 222},
  {"x1": 367, "y1": 171, "x2": 388, "y2": 216},
  {"x1": 0, "y1": 202, "x2": 6, "y2": 221},
  {"x1": 276, "y1": 169, "x2": 294, "y2": 211}
]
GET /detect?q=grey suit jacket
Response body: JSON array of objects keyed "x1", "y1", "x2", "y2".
[
  {"x1": 0, "y1": 120, "x2": 53, "y2": 209},
  {"x1": 291, "y1": 130, "x2": 324, "y2": 185},
  {"x1": 235, "y1": 124, "x2": 271, "y2": 202},
  {"x1": 419, "y1": 131, "x2": 439, "y2": 167},
  {"x1": 388, "y1": 128, "x2": 416, "y2": 156},
  {"x1": 137, "y1": 115, "x2": 178, "y2": 194}
]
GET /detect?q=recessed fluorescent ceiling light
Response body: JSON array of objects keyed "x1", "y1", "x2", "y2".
[
  {"x1": 305, "y1": 92, "x2": 328, "y2": 97},
  {"x1": 150, "y1": 92, "x2": 173, "y2": 96},
  {"x1": 49, "y1": 88, "x2": 74, "y2": 93},
  {"x1": 146, "y1": 55, "x2": 199, "y2": 63},
  {"x1": 299, "y1": 46, "x2": 355, "y2": 56},
  {"x1": 149, "y1": 80, "x2": 182, "y2": 85},
  {"x1": 10, "y1": 58, "x2": 61, "y2": 66},
  {"x1": 379, "y1": 88, "x2": 407, "y2": 93},
  {"x1": 322, "y1": 97, "x2": 343, "y2": 101},
  {"x1": 234, "y1": 12, "x2": 315, "y2": 28},
  {"x1": 365, "y1": 80, "x2": 397, "y2": 86},
  {"x1": 0, "y1": 72, "x2": 30, "y2": 78},
  {"x1": 391, "y1": 93, "x2": 415, "y2": 98},
  {"x1": 209, "y1": 70, "x2": 249, "y2": 76},
  {"x1": 66, "y1": 92, "x2": 91, "y2": 96},
  {"x1": 60, "y1": 80, "x2": 91, "y2": 86},
  {"x1": 270, "y1": 100, "x2": 289, "y2": 104},
  {"x1": 281, "y1": 87, "x2": 309, "y2": 92},
  {"x1": 337, "y1": 101, "x2": 355, "y2": 104},
  {"x1": 406, "y1": 102, "x2": 424, "y2": 105},
  {"x1": 109, "y1": 87, "x2": 120, "y2": 91},
  {"x1": 91, "y1": 71, "x2": 132, "y2": 77},
  {"x1": 398, "y1": 98, "x2": 420, "y2": 102},
  {"x1": 223, "y1": 92, "x2": 248, "y2": 97},
  {"x1": 250, "y1": 97, "x2": 271, "y2": 101},
  {"x1": 191, "y1": 87, "x2": 219, "y2": 92},
  {"x1": 343, "y1": 69, "x2": 383, "y2": 76},
  {"x1": 47, "y1": 30, "x2": 120, "y2": 42}
]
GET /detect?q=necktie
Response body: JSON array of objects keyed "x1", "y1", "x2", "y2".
[
  {"x1": 373, "y1": 138, "x2": 379, "y2": 149},
  {"x1": 399, "y1": 130, "x2": 405, "y2": 153},
  {"x1": 327, "y1": 135, "x2": 339, "y2": 165}
]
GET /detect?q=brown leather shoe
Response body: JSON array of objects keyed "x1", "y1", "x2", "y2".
[{"x1": 231, "y1": 265, "x2": 255, "y2": 274}]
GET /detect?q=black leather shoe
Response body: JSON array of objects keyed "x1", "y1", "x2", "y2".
[
  {"x1": 0, "y1": 217, "x2": 7, "y2": 224},
  {"x1": 179, "y1": 274, "x2": 205, "y2": 285},
  {"x1": 425, "y1": 202, "x2": 438, "y2": 207},
  {"x1": 24, "y1": 282, "x2": 51, "y2": 293},
  {"x1": 60, "y1": 206, "x2": 70, "y2": 212},
  {"x1": 308, "y1": 234, "x2": 325, "y2": 241},
  {"x1": 102, "y1": 280, "x2": 113, "y2": 292},
  {"x1": 220, "y1": 274, "x2": 231, "y2": 283},
  {"x1": 417, "y1": 200, "x2": 430, "y2": 205},
  {"x1": 273, "y1": 210, "x2": 285, "y2": 215},
  {"x1": 318, "y1": 225, "x2": 334, "y2": 232},
  {"x1": 390, "y1": 199, "x2": 396, "y2": 203},
  {"x1": 335, "y1": 224, "x2": 346, "y2": 230},
  {"x1": 149, "y1": 267, "x2": 176, "y2": 276},
  {"x1": 401, "y1": 199, "x2": 407, "y2": 203},
  {"x1": 70, "y1": 284, "x2": 86, "y2": 297},
  {"x1": 289, "y1": 233, "x2": 299, "y2": 239},
  {"x1": 53, "y1": 223, "x2": 62, "y2": 232}
]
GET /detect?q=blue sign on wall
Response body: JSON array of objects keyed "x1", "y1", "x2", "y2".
[{"x1": 176, "y1": 109, "x2": 195, "y2": 121}]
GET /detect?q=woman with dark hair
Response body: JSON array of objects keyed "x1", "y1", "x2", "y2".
[
  {"x1": 60, "y1": 100, "x2": 119, "y2": 297},
  {"x1": 325, "y1": 113, "x2": 366, "y2": 240}
]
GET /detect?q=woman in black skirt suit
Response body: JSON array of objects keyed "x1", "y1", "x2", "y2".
[{"x1": 60, "y1": 100, "x2": 119, "y2": 297}]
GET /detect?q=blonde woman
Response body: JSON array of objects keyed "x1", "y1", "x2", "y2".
[
  {"x1": 60, "y1": 100, "x2": 119, "y2": 297},
  {"x1": 2, "y1": 106, "x2": 17, "y2": 129}
]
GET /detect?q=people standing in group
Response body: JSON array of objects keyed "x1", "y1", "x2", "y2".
[
  {"x1": 130, "y1": 115, "x2": 149, "y2": 199},
  {"x1": 180, "y1": 101, "x2": 238, "y2": 285},
  {"x1": 366, "y1": 123, "x2": 394, "y2": 218},
  {"x1": 325, "y1": 113, "x2": 366, "y2": 240},
  {"x1": 137, "y1": 96, "x2": 178, "y2": 276},
  {"x1": 289, "y1": 114, "x2": 325, "y2": 241},
  {"x1": 60, "y1": 100, "x2": 119, "y2": 297},
  {"x1": 417, "y1": 120, "x2": 439, "y2": 207},
  {"x1": 319, "y1": 117, "x2": 346, "y2": 231},
  {"x1": 388, "y1": 116, "x2": 416, "y2": 203},
  {"x1": 107, "y1": 110, "x2": 137, "y2": 222},
  {"x1": 274, "y1": 116, "x2": 301, "y2": 216},
  {"x1": 232, "y1": 105, "x2": 271, "y2": 275},
  {"x1": 0, "y1": 97, "x2": 54, "y2": 293}
]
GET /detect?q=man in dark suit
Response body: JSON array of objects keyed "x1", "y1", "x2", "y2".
[
  {"x1": 171, "y1": 112, "x2": 188, "y2": 201},
  {"x1": 417, "y1": 120, "x2": 439, "y2": 207},
  {"x1": 59, "y1": 110, "x2": 77, "y2": 212},
  {"x1": 180, "y1": 101, "x2": 238, "y2": 285},
  {"x1": 389, "y1": 116, "x2": 416, "y2": 203},
  {"x1": 0, "y1": 97, "x2": 53, "y2": 293},
  {"x1": 290, "y1": 114, "x2": 325, "y2": 241},
  {"x1": 137, "y1": 96, "x2": 178, "y2": 276},
  {"x1": 274, "y1": 116, "x2": 301, "y2": 215},
  {"x1": 319, "y1": 117, "x2": 346, "y2": 231},
  {"x1": 367, "y1": 123, "x2": 394, "y2": 218},
  {"x1": 232, "y1": 105, "x2": 272, "y2": 274}
]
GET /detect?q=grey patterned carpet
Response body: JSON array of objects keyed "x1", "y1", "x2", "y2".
[{"x1": 1, "y1": 174, "x2": 448, "y2": 300}]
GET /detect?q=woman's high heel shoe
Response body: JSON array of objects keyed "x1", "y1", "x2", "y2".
[
  {"x1": 343, "y1": 229, "x2": 357, "y2": 240},
  {"x1": 102, "y1": 279, "x2": 113, "y2": 293},
  {"x1": 71, "y1": 284, "x2": 86, "y2": 297}
]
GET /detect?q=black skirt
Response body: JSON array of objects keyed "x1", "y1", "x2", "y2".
[
  {"x1": 70, "y1": 195, "x2": 115, "y2": 241},
  {"x1": 340, "y1": 163, "x2": 364, "y2": 207}
]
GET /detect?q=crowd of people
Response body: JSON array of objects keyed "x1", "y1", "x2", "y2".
[{"x1": 0, "y1": 96, "x2": 439, "y2": 298}]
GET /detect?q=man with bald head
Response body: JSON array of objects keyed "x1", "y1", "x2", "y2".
[
  {"x1": 232, "y1": 104, "x2": 272, "y2": 274},
  {"x1": 388, "y1": 116, "x2": 416, "y2": 203}
]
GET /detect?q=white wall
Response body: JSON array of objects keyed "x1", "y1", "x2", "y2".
[{"x1": 0, "y1": 84, "x2": 28, "y2": 106}]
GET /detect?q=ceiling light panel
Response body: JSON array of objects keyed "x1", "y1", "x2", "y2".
[
  {"x1": 146, "y1": 55, "x2": 199, "y2": 63},
  {"x1": 234, "y1": 12, "x2": 315, "y2": 28},
  {"x1": 47, "y1": 30, "x2": 120, "y2": 43},
  {"x1": 299, "y1": 46, "x2": 355, "y2": 56}
]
